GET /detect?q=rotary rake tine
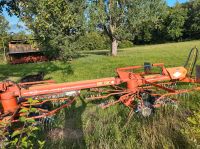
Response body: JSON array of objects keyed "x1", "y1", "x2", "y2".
[{"x1": 123, "y1": 108, "x2": 135, "y2": 128}]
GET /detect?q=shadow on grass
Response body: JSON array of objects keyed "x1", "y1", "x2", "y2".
[
  {"x1": 40, "y1": 97, "x2": 87, "y2": 149},
  {"x1": 79, "y1": 49, "x2": 126, "y2": 57},
  {"x1": 81, "y1": 50, "x2": 109, "y2": 56},
  {"x1": 63, "y1": 97, "x2": 87, "y2": 148},
  {"x1": 0, "y1": 61, "x2": 73, "y2": 81}
]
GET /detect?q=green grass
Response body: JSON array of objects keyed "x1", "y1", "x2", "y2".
[
  {"x1": 1, "y1": 40, "x2": 200, "y2": 82},
  {"x1": 1, "y1": 40, "x2": 200, "y2": 148}
]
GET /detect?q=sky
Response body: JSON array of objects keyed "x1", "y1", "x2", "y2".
[
  {"x1": 2, "y1": 0, "x2": 188, "y2": 33},
  {"x1": 167, "y1": 0, "x2": 188, "y2": 6},
  {"x1": 2, "y1": 9, "x2": 28, "y2": 33}
]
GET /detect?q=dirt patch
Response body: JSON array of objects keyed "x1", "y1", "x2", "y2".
[
  {"x1": 47, "y1": 128, "x2": 83, "y2": 141},
  {"x1": 64, "y1": 128, "x2": 83, "y2": 139},
  {"x1": 64, "y1": 118, "x2": 76, "y2": 128}
]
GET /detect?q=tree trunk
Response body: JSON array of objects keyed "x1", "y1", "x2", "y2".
[
  {"x1": 111, "y1": 38, "x2": 118, "y2": 56},
  {"x1": 1, "y1": 38, "x2": 7, "y2": 62}
]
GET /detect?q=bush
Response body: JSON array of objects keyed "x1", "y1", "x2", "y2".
[
  {"x1": 0, "y1": 98, "x2": 45, "y2": 149},
  {"x1": 118, "y1": 40, "x2": 133, "y2": 49},
  {"x1": 76, "y1": 32, "x2": 109, "y2": 51}
]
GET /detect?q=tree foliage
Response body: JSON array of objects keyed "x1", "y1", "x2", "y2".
[
  {"x1": 0, "y1": 15, "x2": 9, "y2": 36},
  {"x1": 77, "y1": 32, "x2": 109, "y2": 51},
  {"x1": 190, "y1": 0, "x2": 200, "y2": 37},
  {"x1": 165, "y1": 3, "x2": 188, "y2": 40},
  {"x1": 0, "y1": 0, "x2": 19, "y2": 14},
  {"x1": 184, "y1": 0, "x2": 200, "y2": 39},
  {"x1": 0, "y1": 15, "x2": 9, "y2": 53},
  {"x1": 9, "y1": 0, "x2": 86, "y2": 60}
]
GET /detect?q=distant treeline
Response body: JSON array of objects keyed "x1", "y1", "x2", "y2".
[{"x1": 134, "y1": 1, "x2": 200, "y2": 44}]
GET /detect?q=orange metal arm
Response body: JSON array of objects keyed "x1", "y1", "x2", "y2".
[{"x1": 20, "y1": 77, "x2": 119, "y2": 97}]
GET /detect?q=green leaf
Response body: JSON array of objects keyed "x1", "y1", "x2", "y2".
[
  {"x1": 19, "y1": 116, "x2": 26, "y2": 122},
  {"x1": 29, "y1": 108, "x2": 38, "y2": 113},
  {"x1": 19, "y1": 108, "x2": 28, "y2": 113},
  {"x1": 26, "y1": 118, "x2": 36, "y2": 123},
  {"x1": 31, "y1": 100, "x2": 39, "y2": 104},
  {"x1": 13, "y1": 137, "x2": 19, "y2": 144},
  {"x1": 11, "y1": 130, "x2": 21, "y2": 138},
  {"x1": 29, "y1": 133, "x2": 36, "y2": 138},
  {"x1": 28, "y1": 98, "x2": 33, "y2": 103},
  {"x1": 22, "y1": 137, "x2": 28, "y2": 148},
  {"x1": 187, "y1": 117, "x2": 198, "y2": 125},
  {"x1": 22, "y1": 137, "x2": 27, "y2": 143},
  {"x1": 38, "y1": 140, "x2": 45, "y2": 148},
  {"x1": 32, "y1": 127, "x2": 39, "y2": 131}
]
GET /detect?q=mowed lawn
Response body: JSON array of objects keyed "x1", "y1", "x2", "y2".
[{"x1": 1, "y1": 40, "x2": 200, "y2": 148}]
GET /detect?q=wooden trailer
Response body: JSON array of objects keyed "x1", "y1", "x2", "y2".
[{"x1": 8, "y1": 40, "x2": 48, "y2": 64}]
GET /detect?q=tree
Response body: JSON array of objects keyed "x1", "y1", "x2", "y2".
[
  {"x1": 0, "y1": 0, "x2": 19, "y2": 14},
  {"x1": 165, "y1": 3, "x2": 187, "y2": 40},
  {"x1": 6, "y1": 0, "x2": 86, "y2": 60},
  {"x1": 0, "y1": 15, "x2": 10, "y2": 61},
  {"x1": 134, "y1": 22, "x2": 159, "y2": 44},
  {"x1": 89, "y1": 0, "x2": 166, "y2": 56},
  {"x1": 0, "y1": 15, "x2": 9, "y2": 38},
  {"x1": 10, "y1": 31, "x2": 29, "y2": 40},
  {"x1": 184, "y1": 0, "x2": 200, "y2": 39}
]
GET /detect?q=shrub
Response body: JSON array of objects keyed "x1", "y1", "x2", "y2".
[
  {"x1": 0, "y1": 98, "x2": 45, "y2": 149},
  {"x1": 76, "y1": 32, "x2": 109, "y2": 51},
  {"x1": 118, "y1": 40, "x2": 133, "y2": 49}
]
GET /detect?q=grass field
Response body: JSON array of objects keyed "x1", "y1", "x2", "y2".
[{"x1": 1, "y1": 40, "x2": 200, "y2": 148}]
